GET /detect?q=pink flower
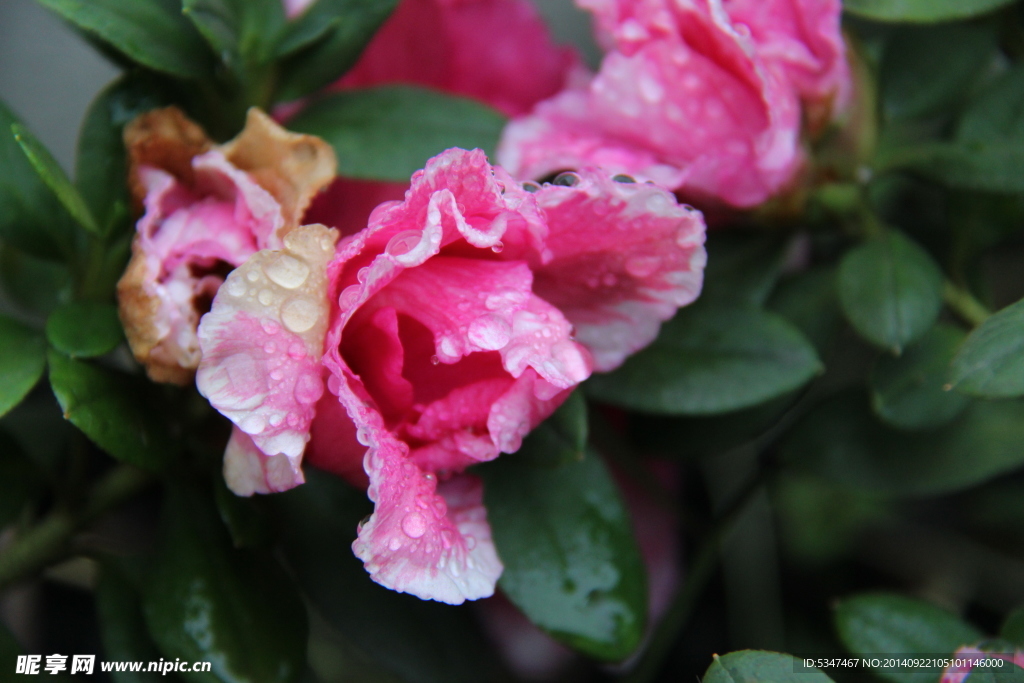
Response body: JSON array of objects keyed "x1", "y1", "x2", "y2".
[
  {"x1": 196, "y1": 148, "x2": 706, "y2": 603},
  {"x1": 117, "y1": 108, "x2": 336, "y2": 384},
  {"x1": 498, "y1": 0, "x2": 848, "y2": 208},
  {"x1": 941, "y1": 646, "x2": 1024, "y2": 683},
  {"x1": 334, "y1": 0, "x2": 578, "y2": 118}
]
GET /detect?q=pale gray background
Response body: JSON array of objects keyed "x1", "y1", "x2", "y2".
[{"x1": 0, "y1": 0, "x2": 598, "y2": 172}]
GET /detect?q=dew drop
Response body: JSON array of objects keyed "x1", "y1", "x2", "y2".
[
  {"x1": 241, "y1": 414, "x2": 266, "y2": 435},
  {"x1": 245, "y1": 270, "x2": 260, "y2": 283},
  {"x1": 266, "y1": 254, "x2": 310, "y2": 289},
  {"x1": 521, "y1": 181, "x2": 540, "y2": 193},
  {"x1": 225, "y1": 278, "x2": 246, "y2": 297},
  {"x1": 262, "y1": 320, "x2": 280, "y2": 335},
  {"x1": 338, "y1": 285, "x2": 360, "y2": 309},
  {"x1": 490, "y1": 241, "x2": 504, "y2": 254},
  {"x1": 356, "y1": 427, "x2": 371, "y2": 446},
  {"x1": 402, "y1": 512, "x2": 427, "y2": 539},
  {"x1": 625, "y1": 255, "x2": 661, "y2": 278},
  {"x1": 269, "y1": 413, "x2": 284, "y2": 427},
  {"x1": 613, "y1": 174, "x2": 636, "y2": 183},
  {"x1": 281, "y1": 298, "x2": 319, "y2": 333},
  {"x1": 287, "y1": 413, "x2": 299, "y2": 427},
  {"x1": 646, "y1": 193, "x2": 670, "y2": 213},
  {"x1": 386, "y1": 230, "x2": 422, "y2": 258},
  {"x1": 288, "y1": 342, "x2": 306, "y2": 360},
  {"x1": 430, "y1": 355, "x2": 440, "y2": 365},
  {"x1": 263, "y1": 342, "x2": 276, "y2": 354},
  {"x1": 270, "y1": 369, "x2": 284, "y2": 381},
  {"x1": 356, "y1": 267, "x2": 370, "y2": 283},
  {"x1": 257, "y1": 289, "x2": 274, "y2": 306},
  {"x1": 388, "y1": 537, "x2": 402, "y2": 551},
  {"x1": 465, "y1": 535, "x2": 476, "y2": 550},
  {"x1": 553, "y1": 171, "x2": 580, "y2": 187},
  {"x1": 294, "y1": 373, "x2": 323, "y2": 405}
]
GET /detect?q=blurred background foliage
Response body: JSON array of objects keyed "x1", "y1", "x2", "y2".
[{"x1": 6, "y1": 0, "x2": 1024, "y2": 682}]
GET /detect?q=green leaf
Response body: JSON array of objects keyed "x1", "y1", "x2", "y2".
[
  {"x1": 768, "y1": 266, "x2": 842, "y2": 357},
  {"x1": 274, "y1": 0, "x2": 400, "y2": 101},
  {"x1": 213, "y1": 477, "x2": 270, "y2": 549},
  {"x1": 183, "y1": 0, "x2": 286, "y2": 71},
  {"x1": 143, "y1": 483, "x2": 307, "y2": 683},
  {"x1": 77, "y1": 75, "x2": 173, "y2": 237},
  {"x1": 273, "y1": 470, "x2": 502, "y2": 683},
  {"x1": 46, "y1": 302, "x2": 124, "y2": 358},
  {"x1": 12, "y1": 123, "x2": 100, "y2": 236},
  {"x1": 480, "y1": 447, "x2": 647, "y2": 661},
  {"x1": 96, "y1": 564, "x2": 165, "y2": 683},
  {"x1": 879, "y1": 65, "x2": 1024, "y2": 192},
  {"x1": 881, "y1": 22, "x2": 997, "y2": 121},
  {"x1": 47, "y1": 350, "x2": 171, "y2": 471},
  {"x1": 703, "y1": 650, "x2": 834, "y2": 683},
  {"x1": 843, "y1": 0, "x2": 1016, "y2": 23},
  {"x1": 951, "y1": 296, "x2": 1024, "y2": 398},
  {"x1": 700, "y1": 233, "x2": 788, "y2": 306},
  {"x1": 838, "y1": 232, "x2": 944, "y2": 354},
  {"x1": 0, "y1": 430, "x2": 42, "y2": 528},
  {"x1": 1001, "y1": 607, "x2": 1024, "y2": 647},
  {"x1": 870, "y1": 324, "x2": 971, "y2": 430},
  {"x1": 516, "y1": 390, "x2": 588, "y2": 466},
  {"x1": 0, "y1": 316, "x2": 46, "y2": 419},
  {"x1": 784, "y1": 391, "x2": 1024, "y2": 497},
  {"x1": 35, "y1": 0, "x2": 212, "y2": 79},
  {"x1": 0, "y1": 100, "x2": 74, "y2": 261},
  {"x1": 0, "y1": 245, "x2": 71, "y2": 314},
  {"x1": 287, "y1": 86, "x2": 506, "y2": 181},
  {"x1": 586, "y1": 304, "x2": 822, "y2": 415},
  {"x1": 835, "y1": 593, "x2": 981, "y2": 683}
]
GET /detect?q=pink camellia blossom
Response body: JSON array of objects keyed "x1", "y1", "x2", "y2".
[
  {"x1": 197, "y1": 148, "x2": 706, "y2": 603},
  {"x1": 499, "y1": 0, "x2": 848, "y2": 209},
  {"x1": 941, "y1": 645, "x2": 1024, "y2": 683},
  {"x1": 117, "y1": 108, "x2": 336, "y2": 384}
]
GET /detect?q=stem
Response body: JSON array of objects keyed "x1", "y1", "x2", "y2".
[
  {"x1": 622, "y1": 471, "x2": 770, "y2": 683},
  {"x1": 0, "y1": 465, "x2": 153, "y2": 591},
  {"x1": 943, "y1": 281, "x2": 992, "y2": 328}
]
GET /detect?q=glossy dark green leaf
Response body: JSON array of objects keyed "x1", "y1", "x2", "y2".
[
  {"x1": 12, "y1": 123, "x2": 100, "y2": 235},
  {"x1": 273, "y1": 470, "x2": 502, "y2": 683},
  {"x1": 0, "y1": 245, "x2": 71, "y2": 314},
  {"x1": 957, "y1": 65, "x2": 1024, "y2": 144},
  {"x1": 586, "y1": 305, "x2": 822, "y2": 415},
  {"x1": 1001, "y1": 607, "x2": 1024, "y2": 647},
  {"x1": 287, "y1": 86, "x2": 506, "y2": 181},
  {"x1": 700, "y1": 233, "x2": 788, "y2": 306},
  {"x1": 47, "y1": 351, "x2": 171, "y2": 471},
  {"x1": 481, "y1": 447, "x2": 647, "y2": 661},
  {"x1": 870, "y1": 324, "x2": 971, "y2": 430},
  {"x1": 143, "y1": 483, "x2": 307, "y2": 683},
  {"x1": 516, "y1": 390, "x2": 588, "y2": 466},
  {"x1": 784, "y1": 391, "x2": 1024, "y2": 497},
  {"x1": 881, "y1": 22, "x2": 997, "y2": 120},
  {"x1": 838, "y1": 232, "x2": 943, "y2": 353},
  {"x1": 950, "y1": 297, "x2": 1024, "y2": 397},
  {"x1": 843, "y1": 0, "x2": 1016, "y2": 22},
  {"x1": 46, "y1": 302, "x2": 124, "y2": 358},
  {"x1": 0, "y1": 100, "x2": 74, "y2": 261},
  {"x1": 835, "y1": 593, "x2": 981, "y2": 683},
  {"x1": 274, "y1": 0, "x2": 400, "y2": 100},
  {"x1": 768, "y1": 266, "x2": 842, "y2": 356},
  {"x1": 183, "y1": 0, "x2": 286, "y2": 71},
  {"x1": 35, "y1": 0, "x2": 212, "y2": 79},
  {"x1": 213, "y1": 478, "x2": 270, "y2": 549},
  {"x1": 703, "y1": 651, "x2": 834, "y2": 683},
  {"x1": 77, "y1": 76, "x2": 172, "y2": 237},
  {"x1": 879, "y1": 142, "x2": 1024, "y2": 193},
  {"x1": 0, "y1": 316, "x2": 46, "y2": 419},
  {"x1": 96, "y1": 564, "x2": 165, "y2": 683},
  {"x1": 0, "y1": 430, "x2": 42, "y2": 528}
]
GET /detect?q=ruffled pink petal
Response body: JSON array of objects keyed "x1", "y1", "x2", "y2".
[
  {"x1": 499, "y1": 0, "x2": 803, "y2": 208},
  {"x1": 725, "y1": 0, "x2": 850, "y2": 119},
  {"x1": 334, "y1": 0, "x2": 578, "y2": 117},
  {"x1": 131, "y1": 152, "x2": 286, "y2": 371},
  {"x1": 530, "y1": 169, "x2": 706, "y2": 372},
  {"x1": 197, "y1": 225, "x2": 338, "y2": 494},
  {"x1": 223, "y1": 426, "x2": 304, "y2": 495},
  {"x1": 327, "y1": 366, "x2": 503, "y2": 603}
]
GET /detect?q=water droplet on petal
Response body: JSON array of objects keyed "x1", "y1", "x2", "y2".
[
  {"x1": 430, "y1": 355, "x2": 440, "y2": 365},
  {"x1": 281, "y1": 298, "x2": 318, "y2": 333},
  {"x1": 388, "y1": 537, "x2": 402, "y2": 551},
  {"x1": 246, "y1": 270, "x2": 260, "y2": 282},
  {"x1": 270, "y1": 369, "x2": 284, "y2": 381},
  {"x1": 402, "y1": 512, "x2": 427, "y2": 539},
  {"x1": 465, "y1": 535, "x2": 476, "y2": 550},
  {"x1": 613, "y1": 174, "x2": 636, "y2": 183},
  {"x1": 521, "y1": 181, "x2": 540, "y2": 193},
  {"x1": 553, "y1": 171, "x2": 580, "y2": 187},
  {"x1": 490, "y1": 241, "x2": 504, "y2": 254},
  {"x1": 386, "y1": 230, "x2": 422, "y2": 258},
  {"x1": 258, "y1": 289, "x2": 274, "y2": 306},
  {"x1": 241, "y1": 414, "x2": 266, "y2": 435},
  {"x1": 294, "y1": 373, "x2": 323, "y2": 405},
  {"x1": 625, "y1": 255, "x2": 661, "y2": 278},
  {"x1": 356, "y1": 427, "x2": 371, "y2": 446},
  {"x1": 266, "y1": 254, "x2": 310, "y2": 289},
  {"x1": 226, "y1": 278, "x2": 246, "y2": 297},
  {"x1": 288, "y1": 342, "x2": 306, "y2": 360},
  {"x1": 263, "y1": 342, "x2": 276, "y2": 354}
]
